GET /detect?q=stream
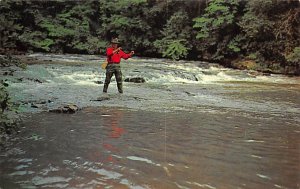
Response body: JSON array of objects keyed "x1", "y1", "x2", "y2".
[{"x1": 0, "y1": 53, "x2": 299, "y2": 189}]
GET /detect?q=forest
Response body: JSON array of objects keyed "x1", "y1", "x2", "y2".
[{"x1": 0, "y1": 0, "x2": 300, "y2": 73}]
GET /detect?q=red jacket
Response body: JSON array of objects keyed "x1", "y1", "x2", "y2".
[{"x1": 106, "y1": 47, "x2": 131, "y2": 64}]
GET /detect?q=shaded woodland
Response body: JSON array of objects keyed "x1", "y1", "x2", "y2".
[{"x1": 1, "y1": 0, "x2": 299, "y2": 74}]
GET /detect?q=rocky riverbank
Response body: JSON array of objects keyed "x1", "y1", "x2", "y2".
[
  {"x1": 0, "y1": 54, "x2": 76, "y2": 149},
  {"x1": 228, "y1": 59, "x2": 300, "y2": 76},
  {"x1": 0, "y1": 55, "x2": 24, "y2": 149}
]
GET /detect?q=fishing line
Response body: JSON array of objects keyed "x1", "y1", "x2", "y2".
[
  {"x1": 164, "y1": 0, "x2": 169, "y2": 165},
  {"x1": 164, "y1": 109, "x2": 167, "y2": 162},
  {"x1": 163, "y1": 108, "x2": 172, "y2": 177}
]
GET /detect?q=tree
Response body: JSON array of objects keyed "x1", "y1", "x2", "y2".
[
  {"x1": 193, "y1": 0, "x2": 241, "y2": 61},
  {"x1": 286, "y1": 47, "x2": 300, "y2": 65},
  {"x1": 154, "y1": 11, "x2": 191, "y2": 60},
  {"x1": 0, "y1": 1, "x2": 23, "y2": 52},
  {"x1": 97, "y1": 0, "x2": 156, "y2": 55},
  {"x1": 238, "y1": 0, "x2": 299, "y2": 67}
]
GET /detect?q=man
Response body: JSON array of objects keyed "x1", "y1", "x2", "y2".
[{"x1": 103, "y1": 38, "x2": 134, "y2": 93}]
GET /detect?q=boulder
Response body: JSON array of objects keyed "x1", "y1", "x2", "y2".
[
  {"x1": 124, "y1": 77, "x2": 146, "y2": 83},
  {"x1": 67, "y1": 105, "x2": 79, "y2": 113}
]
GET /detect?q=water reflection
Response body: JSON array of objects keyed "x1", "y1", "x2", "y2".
[
  {"x1": 103, "y1": 109, "x2": 125, "y2": 163},
  {"x1": 0, "y1": 107, "x2": 299, "y2": 189}
]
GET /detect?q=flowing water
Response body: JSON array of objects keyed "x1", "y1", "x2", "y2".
[{"x1": 0, "y1": 54, "x2": 299, "y2": 189}]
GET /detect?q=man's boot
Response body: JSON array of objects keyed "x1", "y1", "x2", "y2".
[
  {"x1": 117, "y1": 83, "x2": 123, "y2": 93},
  {"x1": 103, "y1": 83, "x2": 109, "y2": 93}
]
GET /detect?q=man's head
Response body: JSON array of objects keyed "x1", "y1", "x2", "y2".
[{"x1": 111, "y1": 38, "x2": 120, "y2": 48}]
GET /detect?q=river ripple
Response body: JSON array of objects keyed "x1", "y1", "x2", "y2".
[{"x1": 0, "y1": 107, "x2": 299, "y2": 189}]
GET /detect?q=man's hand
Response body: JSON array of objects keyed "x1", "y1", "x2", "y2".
[
  {"x1": 130, "y1": 51, "x2": 135, "y2": 55},
  {"x1": 113, "y1": 47, "x2": 122, "y2": 54}
]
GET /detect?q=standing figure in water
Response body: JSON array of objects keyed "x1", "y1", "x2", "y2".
[{"x1": 103, "y1": 38, "x2": 135, "y2": 93}]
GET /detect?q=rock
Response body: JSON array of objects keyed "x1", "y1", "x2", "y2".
[
  {"x1": 193, "y1": 75, "x2": 198, "y2": 81},
  {"x1": 62, "y1": 107, "x2": 69, "y2": 113},
  {"x1": 233, "y1": 60, "x2": 258, "y2": 70},
  {"x1": 248, "y1": 70, "x2": 262, "y2": 77},
  {"x1": 263, "y1": 72, "x2": 271, "y2": 76},
  {"x1": 66, "y1": 104, "x2": 78, "y2": 113},
  {"x1": 124, "y1": 77, "x2": 146, "y2": 83},
  {"x1": 3, "y1": 71, "x2": 14, "y2": 76},
  {"x1": 31, "y1": 103, "x2": 40, "y2": 108},
  {"x1": 26, "y1": 78, "x2": 43, "y2": 83},
  {"x1": 39, "y1": 100, "x2": 47, "y2": 104},
  {"x1": 33, "y1": 79, "x2": 43, "y2": 83},
  {"x1": 185, "y1": 91, "x2": 196, "y2": 96},
  {"x1": 49, "y1": 104, "x2": 80, "y2": 114},
  {"x1": 91, "y1": 97, "x2": 110, "y2": 101},
  {"x1": 49, "y1": 108, "x2": 63, "y2": 113},
  {"x1": 94, "y1": 81, "x2": 103, "y2": 84},
  {"x1": 1, "y1": 82, "x2": 9, "y2": 87}
]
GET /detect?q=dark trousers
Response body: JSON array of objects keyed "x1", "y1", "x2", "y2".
[{"x1": 103, "y1": 64, "x2": 123, "y2": 93}]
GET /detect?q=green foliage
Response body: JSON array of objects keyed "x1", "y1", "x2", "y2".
[
  {"x1": 154, "y1": 11, "x2": 191, "y2": 60},
  {"x1": 161, "y1": 40, "x2": 189, "y2": 60},
  {"x1": 238, "y1": 0, "x2": 299, "y2": 68},
  {"x1": 19, "y1": 30, "x2": 54, "y2": 51},
  {"x1": 192, "y1": 17, "x2": 212, "y2": 39},
  {"x1": 87, "y1": 38, "x2": 107, "y2": 54},
  {"x1": 0, "y1": 82, "x2": 9, "y2": 111},
  {"x1": 0, "y1": 55, "x2": 25, "y2": 140},
  {"x1": 193, "y1": 0, "x2": 240, "y2": 60},
  {"x1": 193, "y1": 0, "x2": 238, "y2": 40},
  {"x1": 0, "y1": 80, "x2": 19, "y2": 138},
  {"x1": 247, "y1": 53, "x2": 258, "y2": 60},
  {"x1": 42, "y1": 5, "x2": 92, "y2": 53},
  {"x1": 0, "y1": 1, "x2": 23, "y2": 50},
  {"x1": 227, "y1": 36, "x2": 242, "y2": 53},
  {"x1": 246, "y1": 0, "x2": 278, "y2": 15},
  {"x1": 286, "y1": 47, "x2": 300, "y2": 65},
  {"x1": 98, "y1": 0, "x2": 152, "y2": 54},
  {"x1": 0, "y1": 0, "x2": 299, "y2": 74},
  {"x1": 16, "y1": 1, "x2": 104, "y2": 54},
  {"x1": 238, "y1": 4, "x2": 274, "y2": 40},
  {"x1": 40, "y1": 19, "x2": 75, "y2": 38}
]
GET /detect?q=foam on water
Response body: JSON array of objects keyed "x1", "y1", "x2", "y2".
[
  {"x1": 15, "y1": 53, "x2": 298, "y2": 89},
  {"x1": 5, "y1": 53, "x2": 300, "y2": 117},
  {"x1": 126, "y1": 156, "x2": 161, "y2": 166},
  {"x1": 31, "y1": 176, "x2": 71, "y2": 186}
]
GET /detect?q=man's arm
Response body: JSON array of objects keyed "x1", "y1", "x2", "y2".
[
  {"x1": 107, "y1": 47, "x2": 122, "y2": 56},
  {"x1": 120, "y1": 50, "x2": 134, "y2": 60}
]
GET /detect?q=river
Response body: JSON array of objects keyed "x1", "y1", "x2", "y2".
[{"x1": 0, "y1": 53, "x2": 299, "y2": 189}]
